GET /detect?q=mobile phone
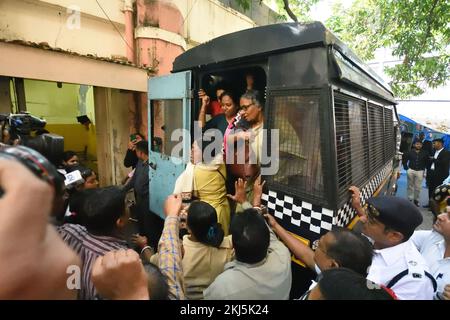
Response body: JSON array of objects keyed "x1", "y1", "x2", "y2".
[{"x1": 130, "y1": 134, "x2": 137, "y2": 141}]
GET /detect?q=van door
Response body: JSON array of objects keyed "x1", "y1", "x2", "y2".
[{"x1": 148, "y1": 71, "x2": 191, "y2": 218}]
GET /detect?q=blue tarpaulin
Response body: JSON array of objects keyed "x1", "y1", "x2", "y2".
[{"x1": 399, "y1": 114, "x2": 450, "y2": 150}]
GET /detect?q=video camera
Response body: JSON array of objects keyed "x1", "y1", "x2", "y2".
[{"x1": 0, "y1": 113, "x2": 64, "y2": 165}]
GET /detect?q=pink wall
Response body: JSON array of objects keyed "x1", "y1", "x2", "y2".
[
  {"x1": 137, "y1": 38, "x2": 184, "y2": 75},
  {"x1": 136, "y1": 0, "x2": 184, "y2": 35},
  {"x1": 133, "y1": 0, "x2": 186, "y2": 137}
]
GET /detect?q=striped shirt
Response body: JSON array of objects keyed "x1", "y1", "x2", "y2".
[
  {"x1": 158, "y1": 216, "x2": 185, "y2": 300},
  {"x1": 56, "y1": 223, "x2": 128, "y2": 300}
]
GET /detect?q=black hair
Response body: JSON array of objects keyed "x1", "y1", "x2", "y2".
[
  {"x1": 230, "y1": 208, "x2": 269, "y2": 264},
  {"x1": 219, "y1": 91, "x2": 237, "y2": 105},
  {"x1": 62, "y1": 150, "x2": 78, "y2": 163},
  {"x1": 78, "y1": 186, "x2": 126, "y2": 235},
  {"x1": 187, "y1": 201, "x2": 225, "y2": 248},
  {"x1": 136, "y1": 140, "x2": 149, "y2": 155},
  {"x1": 215, "y1": 81, "x2": 227, "y2": 92},
  {"x1": 142, "y1": 262, "x2": 169, "y2": 300},
  {"x1": 326, "y1": 227, "x2": 374, "y2": 276},
  {"x1": 317, "y1": 268, "x2": 396, "y2": 300}
]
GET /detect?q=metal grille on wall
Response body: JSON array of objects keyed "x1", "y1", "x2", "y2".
[{"x1": 334, "y1": 92, "x2": 395, "y2": 202}]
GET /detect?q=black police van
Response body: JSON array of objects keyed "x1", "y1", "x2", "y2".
[{"x1": 147, "y1": 22, "x2": 401, "y2": 296}]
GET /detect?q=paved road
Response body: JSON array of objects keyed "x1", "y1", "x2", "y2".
[{"x1": 395, "y1": 169, "x2": 434, "y2": 230}]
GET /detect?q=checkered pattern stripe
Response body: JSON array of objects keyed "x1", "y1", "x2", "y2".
[
  {"x1": 261, "y1": 191, "x2": 334, "y2": 235},
  {"x1": 335, "y1": 162, "x2": 394, "y2": 227}
]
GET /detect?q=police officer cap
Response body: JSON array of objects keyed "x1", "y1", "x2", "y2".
[
  {"x1": 433, "y1": 184, "x2": 450, "y2": 203},
  {"x1": 366, "y1": 196, "x2": 422, "y2": 240}
]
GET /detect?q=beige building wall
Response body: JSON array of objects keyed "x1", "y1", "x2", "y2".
[
  {"x1": 0, "y1": 0, "x2": 126, "y2": 58},
  {"x1": 174, "y1": 0, "x2": 257, "y2": 48},
  {"x1": 0, "y1": 0, "x2": 258, "y2": 55}
]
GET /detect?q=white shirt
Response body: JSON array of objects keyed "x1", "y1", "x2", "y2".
[
  {"x1": 431, "y1": 147, "x2": 444, "y2": 170},
  {"x1": 367, "y1": 240, "x2": 435, "y2": 300},
  {"x1": 443, "y1": 175, "x2": 450, "y2": 185},
  {"x1": 411, "y1": 230, "x2": 450, "y2": 300}
]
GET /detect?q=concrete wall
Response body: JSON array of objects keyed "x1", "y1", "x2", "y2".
[
  {"x1": 9, "y1": 79, "x2": 98, "y2": 168},
  {"x1": 0, "y1": 0, "x2": 272, "y2": 57},
  {"x1": 174, "y1": 0, "x2": 258, "y2": 46},
  {"x1": 0, "y1": 0, "x2": 126, "y2": 58}
]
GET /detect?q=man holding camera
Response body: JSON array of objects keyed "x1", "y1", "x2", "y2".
[{"x1": 0, "y1": 148, "x2": 80, "y2": 299}]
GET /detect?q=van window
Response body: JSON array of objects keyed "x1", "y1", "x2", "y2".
[
  {"x1": 151, "y1": 99, "x2": 183, "y2": 157},
  {"x1": 266, "y1": 93, "x2": 324, "y2": 201},
  {"x1": 334, "y1": 92, "x2": 395, "y2": 201},
  {"x1": 335, "y1": 94, "x2": 369, "y2": 199}
]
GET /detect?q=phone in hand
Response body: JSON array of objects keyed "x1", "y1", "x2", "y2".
[{"x1": 130, "y1": 134, "x2": 137, "y2": 141}]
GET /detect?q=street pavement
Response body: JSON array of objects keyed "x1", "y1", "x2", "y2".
[{"x1": 395, "y1": 169, "x2": 435, "y2": 230}]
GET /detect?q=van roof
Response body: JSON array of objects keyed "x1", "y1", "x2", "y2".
[{"x1": 172, "y1": 22, "x2": 394, "y2": 101}]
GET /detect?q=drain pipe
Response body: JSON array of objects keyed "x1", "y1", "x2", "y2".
[{"x1": 123, "y1": 0, "x2": 135, "y2": 63}]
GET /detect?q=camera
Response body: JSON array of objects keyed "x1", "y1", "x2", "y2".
[
  {"x1": 0, "y1": 113, "x2": 64, "y2": 165},
  {"x1": 0, "y1": 145, "x2": 65, "y2": 198},
  {"x1": 64, "y1": 170, "x2": 85, "y2": 190}
]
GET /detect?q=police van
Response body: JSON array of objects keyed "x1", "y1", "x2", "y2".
[{"x1": 147, "y1": 21, "x2": 401, "y2": 296}]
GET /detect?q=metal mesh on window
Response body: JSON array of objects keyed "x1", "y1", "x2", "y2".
[
  {"x1": 384, "y1": 106, "x2": 395, "y2": 160},
  {"x1": 368, "y1": 103, "x2": 385, "y2": 174},
  {"x1": 334, "y1": 94, "x2": 369, "y2": 199},
  {"x1": 267, "y1": 95, "x2": 323, "y2": 201},
  {"x1": 334, "y1": 92, "x2": 396, "y2": 202}
]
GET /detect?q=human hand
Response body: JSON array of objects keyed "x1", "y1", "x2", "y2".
[
  {"x1": 131, "y1": 234, "x2": 148, "y2": 249},
  {"x1": 349, "y1": 186, "x2": 362, "y2": 209},
  {"x1": 264, "y1": 213, "x2": 278, "y2": 229},
  {"x1": 443, "y1": 284, "x2": 450, "y2": 300},
  {"x1": 227, "y1": 178, "x2": 247, "y2": 204},
  {"x1": 91, "y1": 249, "x2": 149, "y2": 300},
  {"x1": 252, "y1": 175, "x2": 266, "y2": 207},
  {"x1": 0, "y1": 158, "x2": 81, "y2": 299},
  {"x1": 198, "y1": 89, "x2": 210, "y2": 106},
  {"x1": 164, "y1": 194, "x2": 182, "y2": 218},
  {"x1": 128, "y1": 140, "x2": 136, "y2": 150}
]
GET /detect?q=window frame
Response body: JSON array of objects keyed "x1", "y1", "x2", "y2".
[
  {"x1": 331, "y1": 88, "x2": 396, "y2": 208},
  {"x1": 264, "y1": 88, "x2": 334, "y2": 208}
]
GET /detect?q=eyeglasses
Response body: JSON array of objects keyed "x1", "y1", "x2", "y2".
[{"x1": 240, "y1": 103, "x2": 254, "y2": 111}]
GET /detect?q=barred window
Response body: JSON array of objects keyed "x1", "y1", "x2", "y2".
[
  {"x1": 368, "y1": 103, "x2": 385, "y2": 174},
  {"x1": 384, "y1": 106, "x2": 395, "y2": 160},
  {"x1": 335, "y1": 94, "x2": 369, "y2": 199},
  {"x1": 334, "y1": 91, "x2": 395, "y2": 202},
  {"x1": 267, "y1": 94, "x2": 323, "y2": 202}
]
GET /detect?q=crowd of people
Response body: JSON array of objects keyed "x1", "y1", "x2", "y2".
[
  {"x1": 0, "y1": 76, "x2": 449, "y2": 301},
  {"x1": 403, "y1": 133, "x2": 450, "y2": 214}
]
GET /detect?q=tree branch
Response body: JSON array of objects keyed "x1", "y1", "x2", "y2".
[{"x1": 282, "y1": 0, "x2": 298, "y2": 22}]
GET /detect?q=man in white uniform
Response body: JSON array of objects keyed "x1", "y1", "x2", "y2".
[
  {"x1": 411, "y1": 205, "x2": 450, "y2": 300},
  {"x1": 351, "y1": 192, "x2": 436, "y2": 300}
]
